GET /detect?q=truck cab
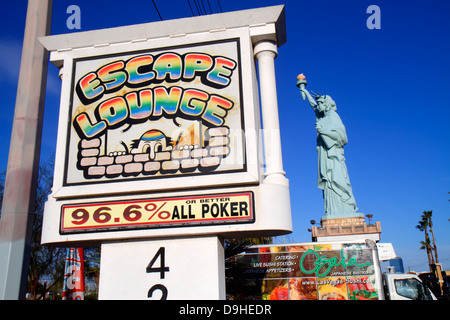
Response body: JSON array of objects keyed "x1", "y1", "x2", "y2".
[{"x1": 383, "y1": 273, "x2": 437, "y2": 300}]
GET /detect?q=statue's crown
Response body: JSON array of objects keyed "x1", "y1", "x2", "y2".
[{"x1": 311, "y1": 90, "x2": 321, "y2": 99}]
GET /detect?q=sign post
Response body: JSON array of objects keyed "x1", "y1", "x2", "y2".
[
  {"x1": 39, "y1": 6, "x2": 292, "y2": 299},
  {"x1": 99, "y1": 236, "x2": 225, "y2": 300},
  {"x1": 0, "y1": 0, "x2": 52, "y2": 300}
]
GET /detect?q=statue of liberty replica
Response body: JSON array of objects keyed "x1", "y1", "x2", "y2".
[{"x1": 296, "y1": 74, "x2": 381, "y2": 241}]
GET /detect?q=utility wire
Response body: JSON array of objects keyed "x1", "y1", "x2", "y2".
[
  {"x1": 200, "y1": 0, "x2": 207, "y2": 15},
  {"x1": 206, "y1": 0, "x2": 212, "y2": 14},
  {"x1": 192, "y1": 0, "x2": 201, "y2": 15},
  {"x1": 197, "y1": 0, "x2": 205, "y2": 15},
  {"x1": 188, "y1": 0, "x2": 222, "y2": 17},
  {"x1": 152, "y1": 0, "x2": 163, "y2": 20},
  {"x1": 187, "y1": 0, "x2": 196, "y2": 16}
]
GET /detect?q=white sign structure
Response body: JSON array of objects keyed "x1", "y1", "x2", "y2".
[
  {"x1": 377, "y1": 243, "x2": 397, "y2": 261},
  {"x1": 98, "y1": 237, "x2": 225, "y2": 300},
  {"x1": 40, "y1": 6, "x2": 291, "y2": 299}
]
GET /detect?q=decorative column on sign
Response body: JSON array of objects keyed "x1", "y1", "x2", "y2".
[{"x1": 253, "y1": 40, "x2": 287, "y2": 186}]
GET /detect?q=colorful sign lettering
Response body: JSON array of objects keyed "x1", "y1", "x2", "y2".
[
  {"x1": 61, "y1": 192, "x2": 254, "y2": 233},
  {"x1": 65, "y1": 39, "x2": 246, "y2": 186}
]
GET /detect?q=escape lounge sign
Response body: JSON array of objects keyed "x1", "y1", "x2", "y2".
[
  {"x1": 39, "y1": 6, "x2": 292, "y2": 244},
  {"x1": 66, "y1": 39, "x2": 247, "y2": 187}
]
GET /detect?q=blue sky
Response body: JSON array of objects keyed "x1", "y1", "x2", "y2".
[{"x1": 0, "y1": 0, "x2": 448, "y2": 273}]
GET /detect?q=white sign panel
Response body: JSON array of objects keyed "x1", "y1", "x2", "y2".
[
  {"x1": 98, "y1": 236, "x2": 225, "y2": 300},
  {"x1": 377, "y1": 243, "x2": 397, "y2": 261}
]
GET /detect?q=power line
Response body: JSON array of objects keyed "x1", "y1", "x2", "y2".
[
  {"x1": 198, "y1": 0, "x2": 206, "y2": 15},
  {"x1": 201, "y1": 0, "x2": 208, "y2": 15},
  {"x1": 187, "y1": 0, "x2": 195, "y2": 16},
  {"x1": 187, "y1": 0, "x2": 223, "y2": 17},
  {"x1": 206, "y1": 0, "x2": 212, "y2": 14},
  {"x1": 152, "y1": 0, "x2": 163, "y2": 21},
  {"x1": 193, "y1": 0, "x2": 202, "y2": 15}
]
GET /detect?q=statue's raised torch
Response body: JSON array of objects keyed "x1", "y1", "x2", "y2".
[{"x1": 296, "y1": 73, "x2": 307, "y2": 100}]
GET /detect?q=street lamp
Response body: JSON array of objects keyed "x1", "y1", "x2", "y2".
[{"x1": 308, "y1": 219, "x2": 320, "y2": 232}]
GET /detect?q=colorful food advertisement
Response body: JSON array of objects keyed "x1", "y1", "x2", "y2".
[{"x1": 229, "y1": 243, "x2": 379, "y2": 300}]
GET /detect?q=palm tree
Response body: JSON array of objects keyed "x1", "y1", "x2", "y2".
[
  {"x1": 416, "y1": 218, "x2": 435, "y2": 267},
  {"x1": 418, "y1": 239, "x2": 433, "y2": 268},
  {"x1": 422, "y1": 211, "x2": 439, "y2": 263}
]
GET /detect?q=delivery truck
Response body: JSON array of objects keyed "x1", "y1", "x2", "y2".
[{"x1": 228, "y1": 239, "x2": 436, "y2": 300}]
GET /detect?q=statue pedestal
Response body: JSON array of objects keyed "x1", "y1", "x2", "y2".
[{"x1": 312, "y1": 216, "x2": 382, "y2": 243}]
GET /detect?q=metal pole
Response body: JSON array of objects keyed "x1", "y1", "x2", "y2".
[
  {"x1": 366, "y1": 239, "x2": 385, "y2": 300},
  {"x1": 0, "y1": 0, "x2": 52, "y2": 300}
]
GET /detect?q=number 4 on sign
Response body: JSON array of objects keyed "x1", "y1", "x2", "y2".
[{"x1": 146, "y1": 247, "x2": 170, "y2": 279}]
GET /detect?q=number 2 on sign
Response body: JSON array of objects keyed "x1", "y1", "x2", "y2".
[{"x1": 146, "y1": 247, "x2": 170, "y2": 300}]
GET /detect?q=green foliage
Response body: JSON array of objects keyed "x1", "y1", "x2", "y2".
[{"x1": 416, "y1": 210, "x2": 439, "y2": 270}]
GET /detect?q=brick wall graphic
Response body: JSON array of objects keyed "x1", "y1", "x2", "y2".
[{"x1": 77, "y1": 123, "x2": 230, "y2": 179}]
